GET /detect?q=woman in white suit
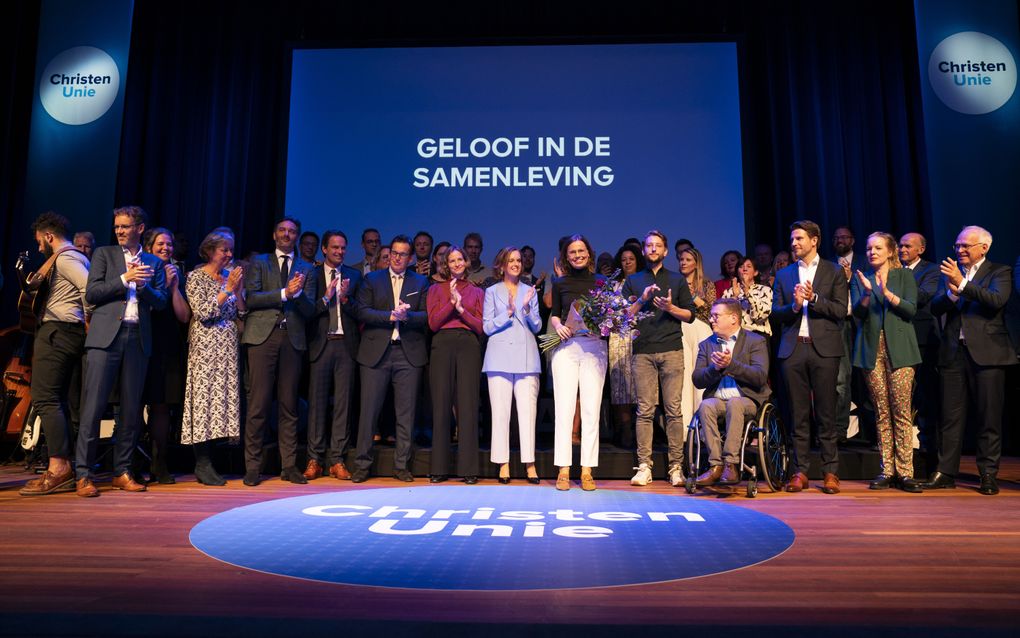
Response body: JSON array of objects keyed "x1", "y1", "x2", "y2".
[{"x1": 483, "y1": 247, "x2": 542, "y2": 484}]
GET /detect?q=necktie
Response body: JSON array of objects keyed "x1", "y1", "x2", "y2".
[
  {"x1": 328, "y1": 269, "x2": 339, "y2": 334},
  {"x1": 391, "y1": 273, "x2": 403, "y2": 340},
  {"x1": 280, "y1": 255, "x2": 290, "y2": 286}
]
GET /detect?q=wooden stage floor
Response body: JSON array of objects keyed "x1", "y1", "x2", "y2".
[{"x1": 1, "y1": 458, "x2": 1018, "y2": 638}]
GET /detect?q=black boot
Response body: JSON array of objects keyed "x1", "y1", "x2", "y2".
[
  {"x1": 150, "y1": 447, "x2": 176, "y2": 484},
  {"x1": 193, "y1": 441, "x2": 226, "y2": 486}
]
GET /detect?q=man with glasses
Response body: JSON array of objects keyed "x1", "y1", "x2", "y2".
[
  {"x1": 352, "y1": 228, "x2": 381, "y2": 275},
  {"x1": 74, "y1": 206, "x2": 167, "y2": 496},
  {"x1": 924, "y1": 226, "x2": 1015, "y2": 495},
  {"x1": 351, "y1": 235, "x2": 429, "y2": 482}
]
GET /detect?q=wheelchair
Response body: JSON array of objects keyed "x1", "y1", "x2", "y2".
[{"x1": 682, "y1": 399, "x2": 790, "y2": 498}]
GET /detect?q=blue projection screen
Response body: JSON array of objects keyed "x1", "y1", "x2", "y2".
[{"x1": 285, "y1": 43, "x2": 745, "y2": 273}]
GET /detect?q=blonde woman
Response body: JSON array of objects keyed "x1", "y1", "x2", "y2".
[{"x1": 679, "y1": 247, "x2": 716, "y2": 324}]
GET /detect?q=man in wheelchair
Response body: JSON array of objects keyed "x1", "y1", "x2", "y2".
[{"x1": 692, "y1": 298, "x2": 770, "y2": 486}]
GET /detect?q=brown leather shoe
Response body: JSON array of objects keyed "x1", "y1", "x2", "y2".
[
  {"x1": 76, "y1": 477, "x2": 99, "y2": 498},
  {"x1": 821, "y1": 473, "x2": 840, "y2": 494},
  {"x1": 556, "y1": 470, "x2": 571, "y2": 491},
  {"x1": 696, "y1": 465, "x2": 724, "y2": 486},
  {"x1": 328, "y1": 461, "x2": 352, "y2": 480},
  {"x1": 111, "y1": 472, "x2": 147, "y2": 492},
  {"x1": 580, "y1": 472, "x2": 596, "y2": 492},
  {"x1": 20, "y1": 468, "x2": 75, "y2": 496},
  {"x1": 303, "y1": 459, "x2": 323, "y2": 480},
  {"x1": 719, "y1": 463, "x2": 740, "y2": 485},
  {"x1": 786, "y1": 472, "x2": 809, "y2": 492}
]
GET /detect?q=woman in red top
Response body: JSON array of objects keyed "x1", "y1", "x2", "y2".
[{"x1": 426, "y1": 245, "x2": 485, "y2": 483}]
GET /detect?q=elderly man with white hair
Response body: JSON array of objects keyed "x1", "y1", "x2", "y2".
[{"x1": 924, "y1": 225, "x2": 1016, "y2": 495}]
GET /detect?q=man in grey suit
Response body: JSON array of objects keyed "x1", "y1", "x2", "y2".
[
  {"x1": 75, "y1": 206, "x2": 167, "y2": 497},
  {"x1": 692, "y1": 298, "x2": 770, "y2": 485},
  {"x1": 242, "y1": 216, "x2": 316, "y2": 486}
]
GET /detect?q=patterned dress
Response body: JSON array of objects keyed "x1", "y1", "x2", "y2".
[
  {"x1": 723, "y1": 282, "x2": 773, "y2": 336},
  {"x1": 608, "y1": 331, "x2": 637, "y2": 405},
  {"x1": 181, "y1": 268, "x2": 241, "y2": 444}
]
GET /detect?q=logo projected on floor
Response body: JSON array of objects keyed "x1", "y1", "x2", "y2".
[{"x1": 189, "y1": 486, "x2": 794, "y2": 590}]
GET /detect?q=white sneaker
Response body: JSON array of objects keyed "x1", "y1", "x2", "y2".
[
  {"x1": 630, "y1": 463, "x2": 653, "y2": 486},
  {"x1": 668, "y1": 465, "x2": 685, "y2": 487}
]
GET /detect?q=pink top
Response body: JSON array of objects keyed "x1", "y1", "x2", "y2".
[{"x1": 427, "y1": 278, "x2": 484, "y2": 335}]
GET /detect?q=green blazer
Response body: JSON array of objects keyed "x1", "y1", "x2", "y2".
[{"x1": 851, "y1": 267, "x2": 921, "y2": 370}]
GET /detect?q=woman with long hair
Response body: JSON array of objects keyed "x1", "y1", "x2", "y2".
[
  {"x1": 679, "y1": 247, "x2": 716, "y2": 325},
  {"x1": 852, "y1": 232, "x2": 922, "y2": 492},
  {"x1": 549, "y1": 234, "x2": 607, "y2": 491},
  {"x1": 426, "y1": 245, "x2": 485, "y2": 483},
  {"x1": 483, "y1": 247, "x2": 542, "y2": 484}
]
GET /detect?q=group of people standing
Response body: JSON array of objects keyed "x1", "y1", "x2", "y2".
[{"x1": 16, "y1": 206, "x2": 1017, "y2": 497}]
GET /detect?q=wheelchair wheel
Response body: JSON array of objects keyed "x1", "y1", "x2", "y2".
[
  {"x1": 755, "y1": 402, "x2": 790, "y2": 492},
  {"x1": 746, "y1": 479, "x2": 758, "y2": 498},
  {"x1": 683, "y1": 417, "x2": 706, "y2": 485}
]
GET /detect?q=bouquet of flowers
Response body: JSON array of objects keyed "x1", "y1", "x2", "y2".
[{"x1": 538, "y1": 271, "x2": 653, "y2": 353}]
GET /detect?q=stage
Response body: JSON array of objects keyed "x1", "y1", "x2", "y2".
[{"x1": 1, "y1": 457, "x2": 1017, "y2": 637}]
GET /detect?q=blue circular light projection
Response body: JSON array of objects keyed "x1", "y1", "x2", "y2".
[{"x1": 190, "y1": 486, "x2": 794, "y2": 590}]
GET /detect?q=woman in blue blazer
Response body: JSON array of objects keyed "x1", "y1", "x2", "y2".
[
  {"x1": 852, "y1": 232, "x2": 922, "y2": 492},
  {"x1": 483, "y1": 247, "x2": 543, "y2": 484}
]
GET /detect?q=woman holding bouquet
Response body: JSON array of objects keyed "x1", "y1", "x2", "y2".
[
  {"x1": 427, "y1": 245, "x2": 485, "y2": 484},
  {"x1": 483, "y1": 247, "x2": 543, "y2": 484},
  {"x1": 549, "y1": 235, "x2": 607, "y2": 491}
]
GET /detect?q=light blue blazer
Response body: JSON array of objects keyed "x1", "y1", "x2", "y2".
[{"x1": 482, "y1": 282, "x2": 542, "y2": 374}]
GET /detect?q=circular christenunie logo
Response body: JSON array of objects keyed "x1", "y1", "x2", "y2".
[
  {"x1": 190, "y1": 486, "x2": 795, "y2": 590},
  {"x1": 39, "y1": 46, "x2": 121, "y2": 125},
  {"x1": 928, "y1": 31, "x2": 1017, "y2": 115}
]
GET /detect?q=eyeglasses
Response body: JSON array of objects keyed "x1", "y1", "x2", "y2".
[
  {"x1": 390, "y1": 251, "x2": 411, "y2": 258},
  {"x1": 113, "y1": 224, "x2": 137, "y2": 231},
  {"x1": 952, "y1": 243, "x2": 984, "y2": 250}
]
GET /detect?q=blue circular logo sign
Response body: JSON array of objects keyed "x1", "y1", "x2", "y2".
[{"x1": 190, "y1": 486, "x2": 794, "y2": 590}]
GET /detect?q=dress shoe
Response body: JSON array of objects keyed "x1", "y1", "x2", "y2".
[
  {"x1": 20, "y1": 467, "x2": 75, "y2": 496},
  {"x1": 394, "y1": 468, "x2": 414, "y2": 482},
  {"x1": 76, "y1": 477, "x2": 99, "y2": 498},
  {"x1": 786, "y1": 472, "x2": 808, "y2": 492},
  {"x1": 243, "y1": 471, "x2": 262, "y2": 487},
  {"x1": 351, "y1": 468, "x2": 369, "y2": 483},
  {"x1": 281, "y1": 467, "x2": 308, "y2": 484},
  {"x1": 899, "y1": 477, "x2": 923, "y2": 493},
  {"x1": 463, "y1": 476, "x2": 478, "y2": 485},
  {"x1": 821, "y1": 473, "x2": 840, "y2": 494},
  {"x1": 719, "y1": 463, "x2": 740, "y2": 485},
  {"x1": 498, "y1": 476, "x2": 511, "y2": 485},
  {"x1": 328, "y1": 462, "x2": 352, "y2": 480},
  {"x1": 978, "y1": 474, "x2": 999, "y2": 496},
  {"x1": 149, "y1": 459, "x2": 176, "y2": 485},
  {"x1": 921, "y1": 471, "x2": 955, "y2": 490},
  {"x1": 869, "y1": 474, "x2": 893, "y2": 490},
  {"x1": 111, "y1": 472, "x2": 147, "y2": 492},
  {"x1": 429, "y1": 474, "x2": 448, "y2": 483},
  {"x1": 580, "y1": 472, "x2": 596, "y2": 492},
  {"x1": 556, "y1": 471, "x2": 570, "y2": 491},
  {"x1": 526, "y1": 475, "x2": 541, "y2": 485},
  {"x1": 302, "y1": 459, "x2": 323, "y2": 481},
  {"x1": 696, "y1": 465, "x2": 723, "y2": 487}
]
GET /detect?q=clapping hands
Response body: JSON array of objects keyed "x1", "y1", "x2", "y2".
[{"x1": 285, "y1": 272, "x2": 305, "y2": 299}]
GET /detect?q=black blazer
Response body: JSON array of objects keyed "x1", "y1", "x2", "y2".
[
  {"x1": 692, "y1": 329, "x2": 770, "y2": 406},
  {"x1": 356, "y1": 268, "x2": 429, "y2": 368},
  {"x1": 931, "y1": 259, "x2": 1017, "y2": 367},
  {"x1": 242, "y1": 252, "x2": 316, "y2": 349},
  {"x1": 307, "y1": 263, "x2": 362, "y2": 362},
  {"x1": 771, "y1": 258, "x2": 848, "y2": 359},
  {"x1": 909, "y1": 259, "x2": 941, "y2": 347}
]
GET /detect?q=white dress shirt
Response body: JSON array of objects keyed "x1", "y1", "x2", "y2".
[
  {"x1": 390, "y1": 268, "x2": 404, "y2": 341},
  {"x1": 714, "y1": 330, "x2": 741, "y2": 400},
  {"x1": 118, "y1": 245, "x2": 143, "y2": 323},
  {"x1": 797, "y1": 255, "x2": 820, "y2": 338}
]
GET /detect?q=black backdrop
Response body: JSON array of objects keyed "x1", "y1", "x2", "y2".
[{"x1": 2, "y1": 0, "x2": 933, "y2": 325}]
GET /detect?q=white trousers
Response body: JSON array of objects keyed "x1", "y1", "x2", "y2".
[
  {"x1": 551, "y1": 337, "x2": 607, "y2": 467},
  {"x1": 487, "y1": 372, "x2": 540, "y2": 464}
]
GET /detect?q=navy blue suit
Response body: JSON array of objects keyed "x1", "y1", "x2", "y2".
[{"x1": 75, "y1": 245, "x2": 168, "y2": 480}]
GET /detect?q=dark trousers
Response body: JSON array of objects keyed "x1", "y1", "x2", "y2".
[
  {"x1": 307, "y1": 338, "x2": 355, "y2": 466},
  {"x1": 355, "y1": 343, "x2": 422, "y2": 472},
  {"x1": 781, "y1": 341, "x2": 841, "y2": 475},
  {"x1": 30, "y1": 321, "x2": 85, "y2": 458},
  {"x1": 429, "y1": 329, "x2": 480, "y2": 476},
  {"x1": 245, "y1": 328, "x2": 303, "y2": 473},
  {"x1": 835, "y1": 320, "x2": 853, "y2": 434},
  {"x1": 938, "y1": 343, "x2": 1007, "y2": 477},
  {"x1": 914, "y1": 339, "x2": 941, "y2": 449},
  {"x1": 75, "y1": 324, "x2": 148, "y2": 479}
]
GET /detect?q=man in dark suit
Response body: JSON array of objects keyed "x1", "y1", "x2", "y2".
[
  {"x1": 74, "y1": 206, "x2": 167, "y2": 497},
  {"x1": 898, "y1": 232, "x2": 941, "y2": 450},
  {"x1": 772, "y1": 220, "x2": 849, "y2": 494},
  {"x1": 692, "y1": 298, "x2": 770, "y2": 486},
  {"x1": 832, "y1": 226, "x2": 868, "y2": 441},
  {"x1": 303, "y1": 230, "x2": 362, "y2": 481},
  {"x1": 924, "y1": 225, "x2": 1016, "y2": 495},
  {"x1": 242, "y1": 216, "x2": 316, "y2": 486},
  {"x1": 351, "y1": 235, "x2": 429, "y2": 483}
]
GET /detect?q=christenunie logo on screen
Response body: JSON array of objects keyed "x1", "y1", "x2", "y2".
[
  {"x1": 413, "y1": 136, "x2": 615, "y2": 188},
  {"x1": 39, "y1": 46, "x2": 121, "y2": 125},
  {"x1": 928, "y1": 31, "x2": 1017, "y2": 115}
]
